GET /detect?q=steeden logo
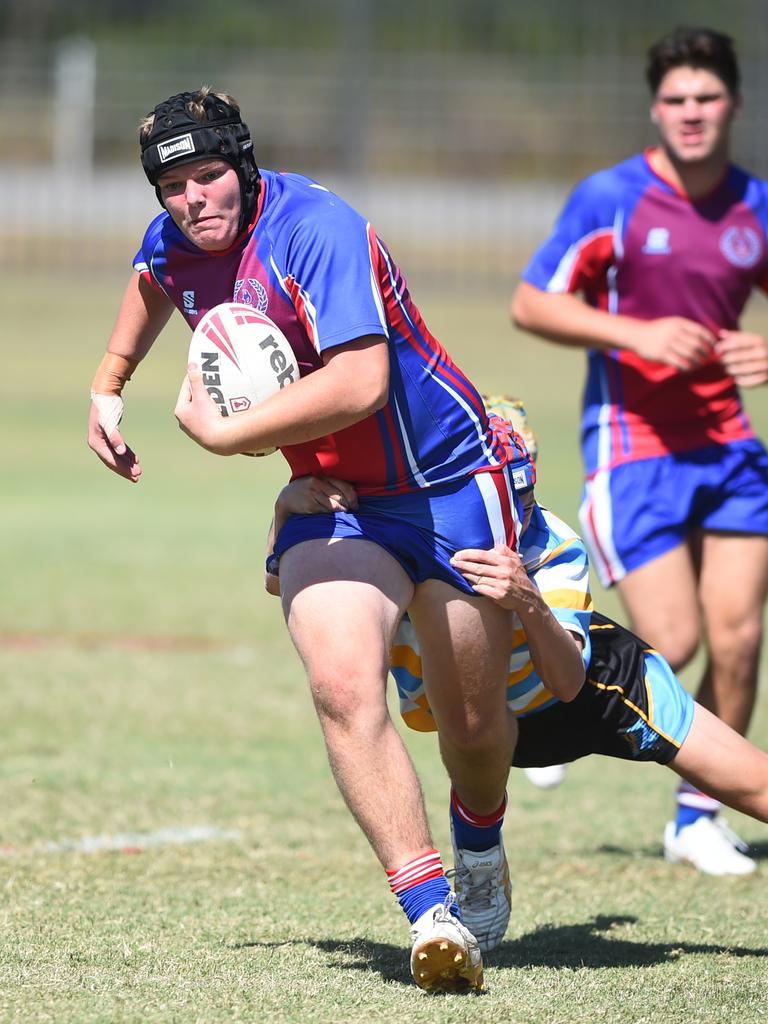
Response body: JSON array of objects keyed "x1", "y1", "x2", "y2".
[
  {"x1": 158, "y1": 133, "x2": 196, "y2": 163},
  {"x1": 230, "y1": 396, "x2": 252, "y2": 413}
]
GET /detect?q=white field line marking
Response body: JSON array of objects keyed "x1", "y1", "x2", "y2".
[{"x1": 0, "y1": 825, "x2": 242, "y2": 857}]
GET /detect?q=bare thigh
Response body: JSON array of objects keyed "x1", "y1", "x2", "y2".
[
  {"x1": 617, "y1": 543, "x2": 700, "y2": 671},
  {"x1": 278, "y1": 538, "x2": 428, "y2": 868},
  {"x1": 697, "y1": 532, "x2": 768, "y2": 647},
  {"x1": 279, "y1": 538, "x2": 414, "y2": 711},
  {"x1": 408, "y1": 578, "x2": 517, "y2": 812},
  {"x1": 408, "y1": 578, "x2": 515, "y2": 740}
]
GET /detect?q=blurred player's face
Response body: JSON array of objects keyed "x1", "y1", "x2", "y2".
[
  {"x1": 158, "y1": 159, "x2": 242, "y2": 250},
  {"x1": 651, "y1": 66, "x2": 738, "y2": 166}
]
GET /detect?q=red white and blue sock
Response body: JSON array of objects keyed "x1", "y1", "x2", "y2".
[
  {"x1": 450, "y1": 788, "x2": 507, "y2": 852},
  {"x1": 675, "y1": 781, "x2": 720, "y2": 834},
  {"x1": 386, "y1": 849, "x2": 459, "y2": 924}
]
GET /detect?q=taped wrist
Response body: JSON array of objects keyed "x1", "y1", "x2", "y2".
[
  {"x1": 91, "y1": 352, "x2": 139, "y2": 396},
  {"x1": 90, "y1": 393, "x2": 124, "y2": 437},
  {"x1": 91, "y1": 353, "x2": 138, "y2": 437}
]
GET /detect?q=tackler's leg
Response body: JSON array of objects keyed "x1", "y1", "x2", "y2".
[{"x1": 665, "y1": 703, "x2": 768, "y2": 875}]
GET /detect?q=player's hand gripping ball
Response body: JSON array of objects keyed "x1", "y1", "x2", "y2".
[{"x1": 188, "y1": 302, "x2": 299, "y2": 456}]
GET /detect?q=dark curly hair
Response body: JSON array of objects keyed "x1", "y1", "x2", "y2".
[{"x1": 646, "y1": 27, "x2": 740, "y2": 97}]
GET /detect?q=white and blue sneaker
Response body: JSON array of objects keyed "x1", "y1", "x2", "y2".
[
  {"x1": 663, "y1": 816, "x2": 756, "y2": 876},
  {"x1": 450, "y1": 824, "x2": 512, "y2": 953},
  {"x1": 409, "y1": 894, "x2": 484, "y2": 993}
]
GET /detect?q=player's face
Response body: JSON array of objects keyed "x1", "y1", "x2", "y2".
[
  {"x1": 651, "y1": 66, "x2": 738, "y2": 165},
  {"x1": 158, "y1": 159, "x2": 242, "y2": 251}
]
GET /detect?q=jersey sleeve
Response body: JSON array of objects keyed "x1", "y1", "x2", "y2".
[
  {"x1": 281, "y1": 198, "x2": 389, "y2": 355},
  {"x1": 525, "y1": 508, "x2": 594, "y2": 668},
  {"x1": 522, "y1": 171, "x2": 619, "y2": 297},
  {"x1": 132, "y1": 212, "x2": 169, "y2": 294}
]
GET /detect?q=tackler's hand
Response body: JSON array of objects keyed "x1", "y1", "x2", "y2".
[
  {"x1": 451, "y1": 543, "x2": 539, "y2": 612},
  {"x1": 276, "y1": 476, "x2": 360, "y2": 517}
]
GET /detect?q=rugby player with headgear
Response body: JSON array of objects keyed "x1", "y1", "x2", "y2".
[{"x1": 87, "y1": 87, "x2": 564, "y2": 992}]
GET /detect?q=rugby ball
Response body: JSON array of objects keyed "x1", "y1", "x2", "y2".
[{"x1": 188, "y1": 302, "x2": 299, "y2": 456}]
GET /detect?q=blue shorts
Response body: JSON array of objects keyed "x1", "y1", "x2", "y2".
[
  {"x1": 579, "y1": 439, "x2": 768, "y2": 587},
  {"x1": 271, "y1": 466, "x2": 523, "y2": 595},
  {"x1": 513, "y1": 613, "x2": 695, "y2": 767}
]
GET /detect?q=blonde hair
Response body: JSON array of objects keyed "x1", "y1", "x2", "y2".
[{"x1": 139, "y1": 86, "x2": 241, "y2": 141}]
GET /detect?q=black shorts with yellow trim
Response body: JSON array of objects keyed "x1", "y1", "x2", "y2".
[{"x1": 512, "y1": 612, "x2": 695, "y2": 768}]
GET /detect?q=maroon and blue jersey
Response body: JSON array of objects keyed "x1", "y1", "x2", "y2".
[
  {"x1": 134, "y1": 169, "x2": 506, "y2": 495},
  {"x1": 523, "y1": 151, "x2": 768, "y2": 475}
]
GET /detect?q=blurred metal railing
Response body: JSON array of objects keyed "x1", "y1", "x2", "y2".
[{"x1": 3, "y1": 6, "x2": 767, "y2": 287}]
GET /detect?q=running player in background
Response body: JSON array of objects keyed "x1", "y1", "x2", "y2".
[
  {"x1": 511, "y1": 26, "x2": 768, "y2": 874},
  {"x1": 87, "y1": 87, "x2": 537, "y2": 992}
]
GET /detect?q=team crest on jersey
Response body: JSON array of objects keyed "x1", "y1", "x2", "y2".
[
  {"x1": 719, "y1": 226, "x2": 762, "y2": 268},
  {"x1": 641, "y1": 227, "x2": 671, "y2": 255},
  {"x1": 233, "y1": 278, "x2": 268, "y2": 312}
]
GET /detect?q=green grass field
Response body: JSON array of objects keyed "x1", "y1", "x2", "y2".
[{"x1": 2, "y1": 274, "x2": 767, "y2": 1023}]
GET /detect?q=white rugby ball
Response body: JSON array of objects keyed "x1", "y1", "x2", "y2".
[{"x1": 188, "y1": 302, "x2": 299, "y2": 456}]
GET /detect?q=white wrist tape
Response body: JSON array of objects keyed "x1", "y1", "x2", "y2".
[{"x1": 91, "y1": 391, "x2": 124, "y2": 438}]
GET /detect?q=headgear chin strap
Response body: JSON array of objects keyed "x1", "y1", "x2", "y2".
[{"x1": 140, "y1": 90, "x2": 261, "y2": 235}]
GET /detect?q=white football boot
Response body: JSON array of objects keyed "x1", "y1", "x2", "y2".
[
  {"x1": 409, "y1": 894, "x2": 484, "y2": 993},
  {"x1": 663, "y1": 816, "x2": 756, "y2": 876},
  {"x1": 523, "y1": 764, "x2": 566, "y2": 790},
  {"x1": 450, "y1": 823, "x2": 512, "y2": 953}
]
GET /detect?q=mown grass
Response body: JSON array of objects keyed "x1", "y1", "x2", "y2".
[{"x1": 1, "y1": 274, "x2": 767, "y2": 1023}]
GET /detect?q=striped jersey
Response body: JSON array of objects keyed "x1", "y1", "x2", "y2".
[
  {"x1": 391, "y1": 503, "x2": 593, "y2": 729},
  {"x1": 522, "y1": 151, "x2": 768, "y2": 475},
  {"x1": 134, "y1": 169, "x2": 506, "y2": 494}
]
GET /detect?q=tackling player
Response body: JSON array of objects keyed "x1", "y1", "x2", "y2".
[
  {"x1": 87, "y1": 87, "x2": 540, "y2": 992},
  {"x1": 271, "y1": 402, "x2": 768, "y2": 955},
  {"x1": 511, "y1": 26, "x2": 768, "y2": 873}
]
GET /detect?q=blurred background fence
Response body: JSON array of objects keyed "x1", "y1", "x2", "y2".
[{"x1": 4, "y1": 0, "x2": 768, "y2": 289}]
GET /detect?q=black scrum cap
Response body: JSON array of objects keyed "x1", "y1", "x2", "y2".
[{"x1": 140, "y1": 90, "x2": 260, "y2": 234}]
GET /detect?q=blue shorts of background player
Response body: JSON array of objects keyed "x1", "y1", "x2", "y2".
[{"x1": 579, "y1": 438, "x2": 768, "y2": 588}]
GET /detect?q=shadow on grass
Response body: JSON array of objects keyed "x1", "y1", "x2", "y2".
[
  {"x1": 597, "y1": 839, "x2": 768, "y2": 862},
  {"x1": 491, "y1": 914, "x2": 768, "y2": 969},
  {"x1": 233, "y1": 914, "x2": 767, "y2": 983},
  {"x1": 232, "y1": 936, "x2": 412, "y2": 986},
  {"x1": 747, "y1": 840, "x2": 768, "y2": 860}
]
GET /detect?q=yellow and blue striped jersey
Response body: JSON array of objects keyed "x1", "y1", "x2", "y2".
[{"x1": 391, "y1": 503, "x2": 593, "y2": 731}]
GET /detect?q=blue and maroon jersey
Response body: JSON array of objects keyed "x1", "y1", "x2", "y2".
[
  {"x1": 523, "y1": 151, "x2": 768, "y2": 474},
  {"x1": 134, "y1": 169, "x2": 506, "y2": 494}
]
